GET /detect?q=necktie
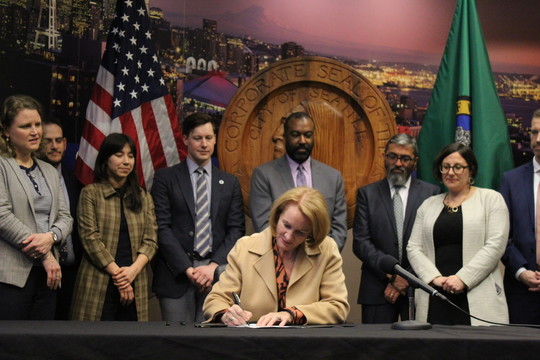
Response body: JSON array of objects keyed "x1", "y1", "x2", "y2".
[
  {"x1": 296, "y1": 165, "x2": 306, "y2": 187},
  {"x1": 195, "y1": 168, "x2": 211, "y2": 257},
  {"x1": 536, "y1": 180, "x2": 540, "y2": 268},
  {"x1": 393, "y1": 186, "x2": 404, "y2": 262}
]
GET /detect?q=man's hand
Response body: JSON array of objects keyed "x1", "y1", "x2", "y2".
[
  {"x1": 384, "y1": 283, "x2": 400, "y2": 304},
  {"x1": 192, "y1": 262, "x2": 219, "y2": 292},
  {"x1": 518, "y1": 270, "x2": 540, "y2": 291}
]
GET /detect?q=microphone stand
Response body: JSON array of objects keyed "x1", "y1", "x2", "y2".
[{"x1": 391, "y1": 286, "x2": 432, "y2": 330}]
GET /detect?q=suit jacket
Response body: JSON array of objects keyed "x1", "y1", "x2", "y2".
[
  {"x1": 61, "y1": 166, "x2": 83, "y2": 265},
  {"x1": 250, "y1": 156, "x2": 347, "y2": 251},
  {"x1": 203, "y1": 228, "x2": 350, "y2": 324},
  {"x1": 407, "y1": 188, "x2": 509, "y2": 325},
  {"x1": 151, "y1": 161, "x2": 245, "y2": 299},
  {"x1": 0, "y1": 156, "x2": 73, "y2": 288},
  {"x1": 71, "y1": 182, "x2": 158, "y2": 321},
  {"x1": 352, "y1": 177, "x2": 439, "y2": 304},
  {"x1": 499, "y1": 161, "x2": 537, "y2": 296}
]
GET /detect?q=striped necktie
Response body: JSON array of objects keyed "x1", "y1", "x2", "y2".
[
  {"x1": 393, "y1": 186, "x2": 404, "y2": 262},
  {"x1": 194, "y1": 167, "x2": 211, "y2": 257}
]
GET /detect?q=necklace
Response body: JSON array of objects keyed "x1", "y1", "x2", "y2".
[{"x1": 443, "y1": 187, "x2": 471, "y2": 213}]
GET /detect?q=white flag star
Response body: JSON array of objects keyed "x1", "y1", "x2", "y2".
[
  {"x1": 130, "y1": 90, "x2": 138, "y2": 99},
  {"x1": 121, "y1": 13, "x2": 129, "y2": 22},
  {"x1": 129, "y1": 36, "x2": 137, "y2": 45},
  {"x1": 145, "y1": 31, "x2": 151, "y2": 39},
  {"x1": 134, "y1": 75, "x2": 140, "y2": 83},
  {"x1": 117, "y1": 82, "x2": 126, "y2": 91},
  {"x1": 114, "y1": 98, "x2": 122, "y2": 107},
  {"x1": 125, "y1": 0, "x2": 133, "y2": 7},
  {"x1": 159, "y1": 77, "x2": 165, "y2": 86},
  {"x1": 147, "y1": 69, "x2": 155, "y2": 77},
  {"x1": 139, "y1": 45, "x2": 148, "y2": 54},
  {"x1": 141, "y1": 84, "x2": 149, "y2": 92},
  {"x1": 121, "y1": 67, "x2": 129, "y2": 76},
  {"x1": 137, "y1": 7, "x2": 146, "y2": 16},
  {"x1": 133, "y1": 22, "x2": 140, "y2": 31},
  {"x1": 126, "y1": 51, "x2": 134, "y2": 60}
]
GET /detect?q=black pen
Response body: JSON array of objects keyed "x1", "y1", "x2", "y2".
[{"x1": 232, "y1": 292, "x2": 243, "y2": 309}]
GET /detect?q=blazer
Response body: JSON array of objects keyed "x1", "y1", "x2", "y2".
[
  {"x1": 499, "y1": 161, "x2": 537, "y2": 295},
  {"x1": 250, "y1": 156, "x2": 347, "y2": 251},
  {"x1": 407, "y1": 188, "x2": 509, "y2": 325},
  {"x1": 151, "y1": 161, "x2": 245, "y2": 299},
  {"x1": 71, "y1": 182, "x2": 158, "y2": 321},
  {"x1": 203, "y1": 228, "x2": 350, "y2": 324},
  {"x1": 0, "y1": 156, "x2": 73, "y2": 288},
  {"x1": 61, "y1": 165, "x2": 83, "y2": 265},
  {"x1": 353, "y1": 177, "x2": 440, "y2": 304}
]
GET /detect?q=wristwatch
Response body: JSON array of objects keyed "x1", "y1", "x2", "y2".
[{"x1": 49, "y1": 231, "x2": 58, "y2": 243}]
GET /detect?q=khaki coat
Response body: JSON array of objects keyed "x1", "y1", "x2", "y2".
[{"x1": 71, "y1": 182, "x2": 157, "y2": 321}]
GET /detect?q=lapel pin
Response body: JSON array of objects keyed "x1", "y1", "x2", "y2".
[{"x1": 219, "y1": 180, "x2": 224, "y2": 185}]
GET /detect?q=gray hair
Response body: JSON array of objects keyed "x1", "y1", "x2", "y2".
[{"x1": 384, "y1": 133, "x2": 418, "y2": 157}]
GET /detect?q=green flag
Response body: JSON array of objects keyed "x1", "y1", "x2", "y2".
[{"x1": 417, "y1": 0, "x2": 513, "y2": 189}]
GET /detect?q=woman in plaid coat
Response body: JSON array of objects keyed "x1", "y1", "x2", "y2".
[{"x1": 70, "y1": 133, "x2": 158, "y2": 321}]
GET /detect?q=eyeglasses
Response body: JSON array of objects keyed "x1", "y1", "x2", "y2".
[
  {"x1": 385, "y1": 153, "x2": 415, "y2": 165},
  {"x1": 440, "y1": 164, "x2": 469, "y2": 174}
]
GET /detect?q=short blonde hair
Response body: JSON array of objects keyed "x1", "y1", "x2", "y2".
[{"x1": 268, "y1": 186, "x2": 330, "y2": 248}]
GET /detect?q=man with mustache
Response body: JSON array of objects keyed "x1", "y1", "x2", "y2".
[
  {"x1": 353, "y1": 133, "x2": 439, "y2": 324},
  {"x1": 250, "y1": 112, "x2": 347, "y2": 251},
  {"x1": 39, "y1": 118, "x2": 82, "y2": 319}
]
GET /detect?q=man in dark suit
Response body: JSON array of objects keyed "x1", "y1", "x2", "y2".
[
  {"x1": 151, "y1": 113, "x2": 245, "y2": 322},
  {"x1": 500, "y1": 109, "x2": 540, "y2": 325},
  {"x1": 353, "y1": 133, "x2": 439, "y2": 323},
  {"x1": 250, "y1": 112, "x2": 347, "y2": 251},
  {"x1": 39, "y1": 118, "x2": 82, "y2": 320}
]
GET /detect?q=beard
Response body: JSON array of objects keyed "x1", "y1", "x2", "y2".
[
  {"x1": 386, "y1": 166, "x2": 411, "y2": 186},
  {"x1": 286, "y1": 143, "x2": 312, "y2": 164}
]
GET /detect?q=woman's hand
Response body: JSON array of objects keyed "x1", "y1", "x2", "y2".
[
  {"x1": 119, "y1": 284, "x2": 134, "y2": 306},
  {"x1": 256, "y1": 311, "x2": 292, "y2": 327},
  {"x1": 112, "y1": 266, "x2": 138, "y2": 289},
  {"x1": 21, "y1": 232, "x2": 55, "y2": 258},
  {"x1": 430, "y1": 276, "x2": 448, "y2": 288},
  {"x1": 42, "y1": 252, "x2": 62, "y2": 290},
  {"x1": 443, "y1": 275, "x2": 466, "y2": 294},
  {"x1": 221, "y1": 304, "x2": 252, "y2": 326}
]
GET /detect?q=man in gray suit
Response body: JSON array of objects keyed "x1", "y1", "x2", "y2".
[
  {"x1": 250, "y1": 112, "x2": 347, "y2": 251},
  {"x1": 353, "y1": 133, "x2": 439, "y2": 323}
]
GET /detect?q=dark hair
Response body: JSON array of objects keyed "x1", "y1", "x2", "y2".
[
  {"x1": 94, "y1": 133, "x2": 142, "y2": 212},
  {"x1": 432, "y1": 142, "x2": 478, "y2": 182},
  {"x1": 42, "y1": 117, "x2": 63, "y2": 129},
  {"x1": 0, "y1": 95, "x2": 43, "y2": 157},
  {"x1": 182, "y1": 112, "x2": 216, "y2": 137},
  {"x1": 283, "y1": 112, "x2": 312, "y2": 133}
]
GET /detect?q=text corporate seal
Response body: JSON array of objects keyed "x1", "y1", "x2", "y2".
[{"x1": 218, "y1": 56, "x2": 396, "y2": 227}]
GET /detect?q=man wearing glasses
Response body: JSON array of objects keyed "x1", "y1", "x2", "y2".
[{"x1": 353, "y1": 133, "x2": 439, "y2": 324}]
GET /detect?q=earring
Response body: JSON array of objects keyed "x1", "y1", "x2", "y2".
[{"x1": 468, "y1": 177, "x2": 475, "y2": 185}]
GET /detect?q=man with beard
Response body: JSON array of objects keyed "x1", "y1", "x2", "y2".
[
  {"x1": 353, "y1": 133, "x2": 439, "y2": 323},
  {"x1": 250, "y1": 112, "x2": 347, "y2": 251}
]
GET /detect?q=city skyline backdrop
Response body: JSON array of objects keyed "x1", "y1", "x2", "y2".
[{"x1": 152, "y1": 0, "x2": 540, "y2": 76}]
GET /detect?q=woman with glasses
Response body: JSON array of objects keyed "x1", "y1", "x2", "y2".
[{"x1": 407, "y1": 142, "x2": 509, "y2": 325}]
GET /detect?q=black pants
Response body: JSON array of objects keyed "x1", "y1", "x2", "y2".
[
  {"x1": 0, "y1": 266, "x2": 56, "y2": 320},
  {"x1": 100, "y1": 279, "x2": 137, "y2": 321}
]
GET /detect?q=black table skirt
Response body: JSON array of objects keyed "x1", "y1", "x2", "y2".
[{"x1": 1, "y1": 321, "x2": 539, "y2": 360}]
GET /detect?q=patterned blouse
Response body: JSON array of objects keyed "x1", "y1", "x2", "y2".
[{"x1": 272, "y1": 238, "x2": 306, "y2": 325}]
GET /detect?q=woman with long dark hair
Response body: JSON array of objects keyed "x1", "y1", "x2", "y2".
[{"x1": 71, "y1": 133, "x2": 158, "y2": 321}]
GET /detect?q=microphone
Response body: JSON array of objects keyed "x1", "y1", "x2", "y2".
[{"x1": 379, "y1": 255, "x2": 448, "y2": 302}]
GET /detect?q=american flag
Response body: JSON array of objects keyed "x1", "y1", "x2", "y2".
[{"x1": 75, "y1": 0, "x2": 186, "y2": 189}]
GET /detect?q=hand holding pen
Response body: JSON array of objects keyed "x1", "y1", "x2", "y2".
[{"x1": 222, "y1": 292, "x2": 252, "y2": 326}]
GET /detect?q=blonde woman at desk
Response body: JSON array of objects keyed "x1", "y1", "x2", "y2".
[{"x1": 203, "y1": 187, "x2": 349, "y2": 326}]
